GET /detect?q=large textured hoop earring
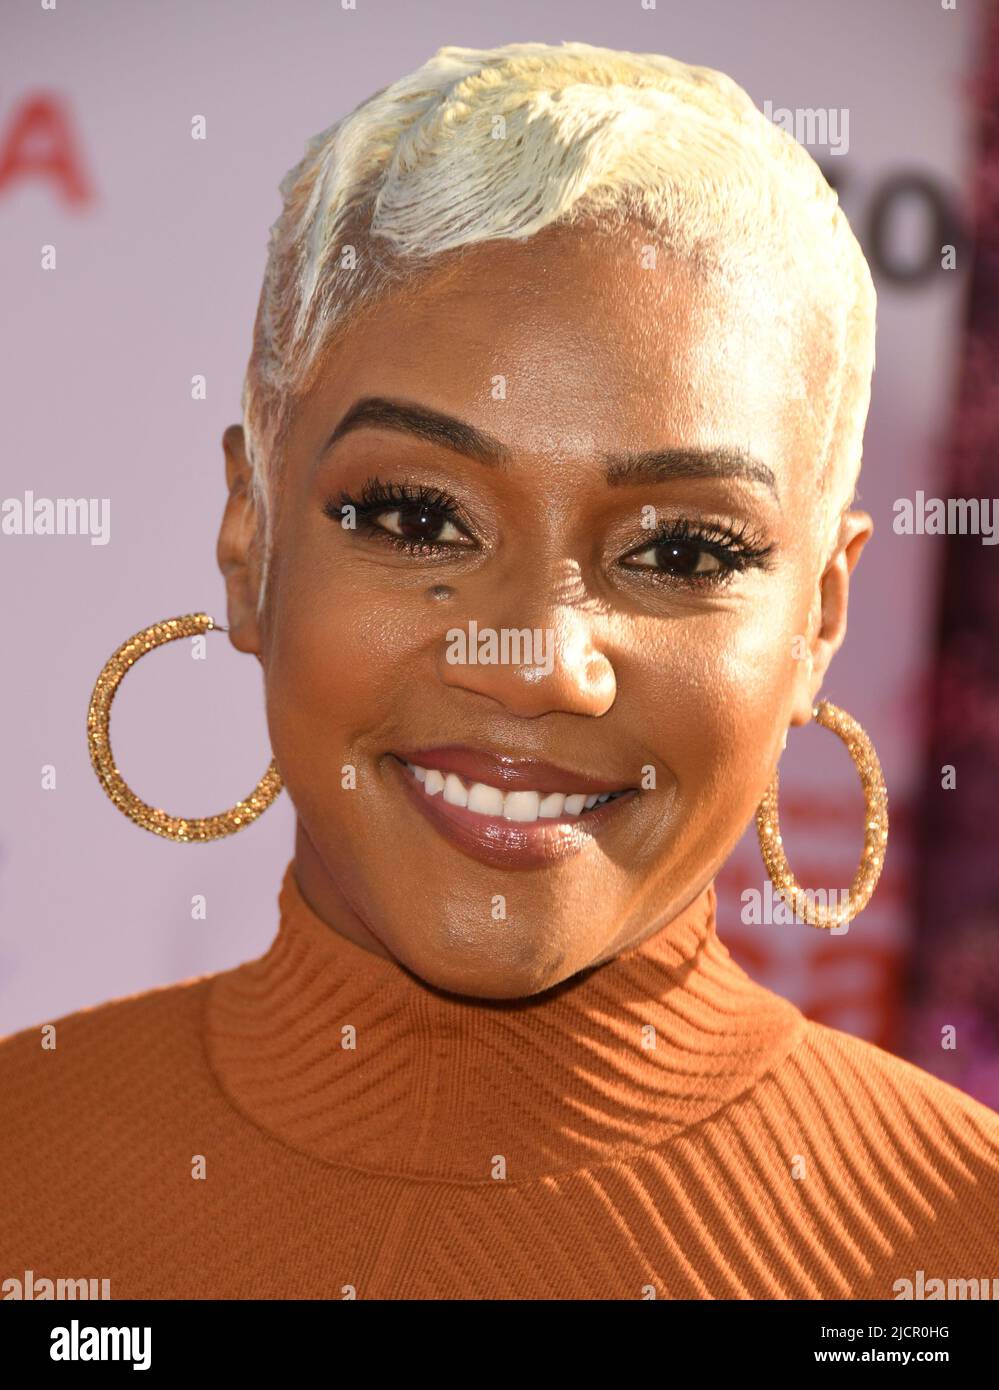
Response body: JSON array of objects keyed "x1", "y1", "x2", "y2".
[
  {"x1": 756, "y1": 700, "x2": 888, "y2": 930},
  {"x1": 87, "y1": 613, "x2": 282, "y2": 842}
]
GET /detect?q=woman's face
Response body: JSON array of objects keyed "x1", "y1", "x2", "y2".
[{"x1": 220, "y1": 223, "x2": 872, "y2": 997}]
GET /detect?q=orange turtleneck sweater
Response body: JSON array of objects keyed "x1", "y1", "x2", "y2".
[{"x1": 1, "y1": 862, "x2": 997, "y2": 1300}]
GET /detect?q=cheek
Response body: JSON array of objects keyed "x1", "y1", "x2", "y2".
[
  {"x1": 630, "y1": 596, "x2": 800, "y2": 802},
  {"x1": 262, "y1": 557, "x2": 442, "y2": 803}
]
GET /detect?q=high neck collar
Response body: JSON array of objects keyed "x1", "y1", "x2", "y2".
[{"x1": 206, "y1": 862, "x2": 805, "y2": 1184}]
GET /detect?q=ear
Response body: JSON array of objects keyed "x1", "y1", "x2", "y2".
[
  {"x1": 217, "y1": 424, "x2": 264, "y2": 655},
  {"x1": 788, "y1": 508, "x2": 873, "y2": 727}
]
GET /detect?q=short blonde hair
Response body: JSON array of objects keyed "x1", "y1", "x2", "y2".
[{"x1": 242, "y1": 40, "x2": 876, "y2": 608}]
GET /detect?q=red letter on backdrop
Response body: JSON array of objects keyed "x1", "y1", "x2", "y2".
[{"x1": 0, "y1": 95, "x2": 93, "y2": 206}]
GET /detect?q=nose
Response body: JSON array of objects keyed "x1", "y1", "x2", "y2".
[{"x1": 434, "y1": 588, "x2": 617, "y2": 719}]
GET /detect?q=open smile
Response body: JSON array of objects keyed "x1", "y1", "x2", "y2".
[{"x1": 386, "y1": 752, "x2": 640, "y2": 869}]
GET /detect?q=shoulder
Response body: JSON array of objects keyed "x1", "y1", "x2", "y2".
[
  {"x1": 0, "y1": 972, "x2": 215, "y2": 1106},
  {"x1": 780, "y1": 1019, "x2": 999, "y2": 1270},
  {"x1": 0, "y1": 973, "x2": 225, "y2": 1201},
  {"x1": 794, "y1": 1018, "x2": 999, "y2": 1146},
  {"x1": 0, "y1": 965, "x2": 284, "y2": 1288},
  {"x1": 705, "y1": 1017, "x2": 998, "y2": 1291}
]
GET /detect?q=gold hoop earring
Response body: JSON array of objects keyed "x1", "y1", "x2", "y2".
[
  {"x1": 87, "y1": 613, "x2": 282, "y2": 842},
  {"x1": 756, "y1": 700, "x2": 888, "y2": 930}
]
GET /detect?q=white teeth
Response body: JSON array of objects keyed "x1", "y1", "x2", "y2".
[
  {"x1": 504, "y1": 790, "x2": 541, "y2": 822},
  {"x1": 403, "y1": 760, "x2": 628, "y2": 824},
  {"x1": 468, "y1": 780, "x2": 504, "y2": 816},
  {"x1": 443, "y1": 773, "x2": 468, "y2": 808}
]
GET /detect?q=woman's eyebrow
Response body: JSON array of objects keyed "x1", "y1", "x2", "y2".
[
  {"x1": 319, "y1": 395, "x2": 779, "y2": 503},
  {"x1": 319, "y1": 396, "x2": 510, "y2": 467},
  {"x1": 603, "y1": 447, "x2": 780, "y2": 503}
]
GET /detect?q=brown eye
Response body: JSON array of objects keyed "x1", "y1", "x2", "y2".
[
  {"x1": 376, "y1": 505, "x2": 469, "y2": 545},
  {"x1": 627, "y1": 539, "x2": 724, "y2": 577}
]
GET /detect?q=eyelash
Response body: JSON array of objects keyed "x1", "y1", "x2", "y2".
[{"x1": 322, "y1": 476, "x2": 776, "y2": 589}]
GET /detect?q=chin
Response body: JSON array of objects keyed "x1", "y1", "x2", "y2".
[{"x1": 394, "y1": 933, "x2": 579, "y2": 1002}]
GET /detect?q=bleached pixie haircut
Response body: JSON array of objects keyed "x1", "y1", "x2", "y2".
[{"x1": 241, "y1": 40, "x2": 876, "y2": 611}]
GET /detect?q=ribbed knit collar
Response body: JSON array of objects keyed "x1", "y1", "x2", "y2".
[{"x1": 205, "y1": 862, "x2": 806, "y2": 1184}]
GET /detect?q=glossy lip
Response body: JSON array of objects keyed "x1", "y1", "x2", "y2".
[
  {"x1": 387, "y1": 754, "x2": 640, "y2": 870},
  {"x1": 391, "y1": 745, "x2": 637, "y2": 796}
]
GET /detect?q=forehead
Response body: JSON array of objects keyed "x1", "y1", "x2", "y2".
[{"x1": 292, "y1": 224, "x2": 833, "y2": 507}]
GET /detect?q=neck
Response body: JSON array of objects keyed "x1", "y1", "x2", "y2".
[{"x1": 206, "y1": 862, "x2": 806, "y2": 1184}]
